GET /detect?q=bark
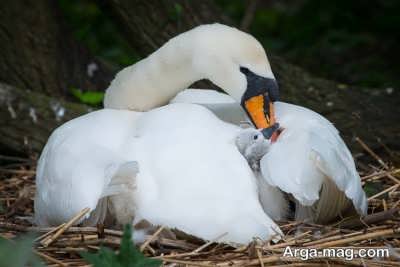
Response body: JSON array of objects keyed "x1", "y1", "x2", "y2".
[
  {"x1": 0, "y1": 0, "x2": 398, "y2": 155},
  {"x1": 97, "y1": 0, "x2": 232, "y2": 57},
  {"x1": 0, "y1": 0, "x2": 113, "y2": 98},
  {"x1": 100, "y1": 0, "x2": 400, "y2": 153},
  {"x1": 0, "y1": 82, "x2": 89, "y2": 155}
]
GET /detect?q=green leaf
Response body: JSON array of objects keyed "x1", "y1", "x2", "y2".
[
  {"x1": 81, "y1": 248, "x2": 117, "y2": 267},
  {"x1": 81, "y1": 224, "x2": 162, "y2": 267},
  {"x1": 174, "y1": 3, "x2": 183, "y2": 17},
  {"x1": 169, "y1": 3, "x2": 183, "y2": 21},
  {"x1": 363, "y1": 181, "x2": 383, "y2": 197},
  {"x1": 70, "y1": 88, "x2": 104, "y2": 106},
  {"x1": 0, "y1": 235, "x2": 44, "y2": 267}
]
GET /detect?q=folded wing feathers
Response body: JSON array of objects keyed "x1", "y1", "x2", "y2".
[
  {"x1": 261, "y1": 106, "x2": 367, "y2": 218},
  {"x1": 172, "y1": 90, "x2": 368, "y2": 217},
  {"x1": 309, "y1": 123, "x2": 367, "y2": 215},
  {"x1": 260, "y1": 132, "x2": 323, "y2": 206}
]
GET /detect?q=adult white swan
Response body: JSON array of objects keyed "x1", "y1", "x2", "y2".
[
  {"x1": 34, "y1": 24, "x2": 287, "y2": 244},
  {"x1": 35, "y1": 23, "x2": 367, "y2": 244},
  {"x1": 103, "y1": 22, "x2": 367, "y2": 223}
]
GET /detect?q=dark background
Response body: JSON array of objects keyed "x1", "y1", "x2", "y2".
[
  {"x1": 0, "y1": 0, "x2": 399, "y2": 156},
  {"x1": 59, "y1": 0, "x2": 400, "y2": 89}
]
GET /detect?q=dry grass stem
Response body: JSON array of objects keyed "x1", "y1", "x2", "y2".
[
  {"x1": 0, "y1": 141, "x2": 399, "y2": 266},
  {"x1": 40, "y1": 207, "x2": 90, "y2": 247},
  {"x1": 140, "y1": 225, "x2": 165, "y2": 252}
]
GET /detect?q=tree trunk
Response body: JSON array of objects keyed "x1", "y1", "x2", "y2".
[
  {"x1": 0, "y1": 0, "x2": 113, "y2": 98},
  {"x1": 100, "y1": 0, "x2": 400, "y2": 153},
  {"x1": 0, "y1": 0, "x2": 398, "y2": 155},
  {"x1": 98, "y1": 0, "x2": 232, "y2": 57},
  {"x1": 0, "y1": 82, "x2": 89, "y2": 155}
]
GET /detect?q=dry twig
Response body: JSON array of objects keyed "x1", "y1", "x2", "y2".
[{"x1": 40, "y1": 207, "x2": 90, "y2": 247}]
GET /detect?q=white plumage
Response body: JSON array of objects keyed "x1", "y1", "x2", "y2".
[
  {"x1": 130, "y1": 104, "x2": 281, "y2": 242},
  {"x1": 35, "y1": 104, "x2": 282, "y2": 243},
  {"x1": 36, "y1": 23, "x2": 287, "y2": 244},
  {"x1": 261, "y1": 102, "x2": 367, "y2": 221},
  {"x1": 103, "y1": 24, "x2": 274, "y2": 111},
  {"x1": 235, "y1": 128, "x2": 288, "y2": 221},
  {"x1": 35, "y1": 110, "x2": 142, "y2": 226},
  {"x1": 35, "y1": 23, "x2": 367, "y2": 246},
  {"x1": 172, "y1": 89, "x2": 368, "y2": 222}
]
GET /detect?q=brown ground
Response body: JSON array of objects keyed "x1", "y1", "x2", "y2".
[{"x1": 0, "y1": 140, "x2": 399, "y2": 266}]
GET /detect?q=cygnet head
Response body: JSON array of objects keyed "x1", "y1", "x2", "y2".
[
  {"x1": 235, "y1": 128, "x2": 270, "y2": 170},
  {"x1": 235, "y1": 128, "x2": 265, "y2": 154}
]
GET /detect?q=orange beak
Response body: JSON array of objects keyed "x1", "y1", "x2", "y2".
[{"x1": 244, "y1": 94, "x2": 279, "y2": 142}]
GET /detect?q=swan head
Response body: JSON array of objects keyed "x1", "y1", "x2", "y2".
[{"x1": 191, "y1": 24, "x2": 279, "y2": 138}]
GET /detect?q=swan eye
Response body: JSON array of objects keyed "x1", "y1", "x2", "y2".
[{"x1": 253, "y1": 135, "x2": 259, "y2": 140}]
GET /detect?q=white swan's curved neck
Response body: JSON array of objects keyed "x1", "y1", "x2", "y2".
[
  {"x1": 103, "y1": 24, "x2": 274, "y2": 111},
  {"x1": 104, "y1": 35, "x2": 201, "y2": 111}
]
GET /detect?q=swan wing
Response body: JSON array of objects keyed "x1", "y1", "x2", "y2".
[
  {"x1": 35, "y1": 104, "x2": 281, "y2": 243},
  {"x1": 130, "y1": 103, "x2": 282, "y2": 243},
  {"x1": 171, "y1": 90, "x2": 367, "y2": 220},
  {"x1": 260, "y1": 102, "x2": 367, "y2": 220},
  {"x1": 170, "y1": 88, "x2": 236, "y2": 104},
  {"x1": 171, "y1": 89, "x2": 251, "y2": 125},
  {"x1": 34, "y1": 109, "x2": 141, "y2": 226}
]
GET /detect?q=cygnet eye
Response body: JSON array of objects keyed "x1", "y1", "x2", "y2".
[{"x1": 253, "y1": 135, "x2": 259, "y2": 140}]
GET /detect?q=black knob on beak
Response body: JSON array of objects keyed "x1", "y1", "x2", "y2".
[{"x1": 261, "y1": 123, "x2": 280, "y2": 139}]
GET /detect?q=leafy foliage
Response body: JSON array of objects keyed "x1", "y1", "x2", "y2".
[
  {"x1": 0, "y1": 235, "x2": 44, "y2": 267},
  {"x1": 70, "y1": 88, "x2": 104, "y2": 106},
  {"x1": 169, "y1": 3, "x2": 183, "y2": 21},
  {"x1": 58, "y1": 0, "x2": 400, "y2": 88},
  {"x1": 58, "y1": 0, "x2": 139, "y2": 67},
  {"x1": 363, "y1": 181, "x2": 384, "y2": 198},
  {"x1": 81, "y1": 224, "x2": 162, "y2": 267},
  {"x1": 218, "y1": 0, "x2": 400, "y2": 88}
]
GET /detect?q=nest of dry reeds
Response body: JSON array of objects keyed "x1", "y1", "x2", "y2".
[{"x1": 0, "y1": 138, "x2": 399, "y2": 267}]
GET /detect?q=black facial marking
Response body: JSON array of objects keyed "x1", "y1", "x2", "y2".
[
  {"x1": 261, "y1": 123, "x2": 280, "y2": 139},
  {"x1": 239, "y1": 66, "x2": 251, "y2": 75},
  {"x1": 239, "y1": 66, "x2": 280, "y2": 136},
  {"x1": 239, "y1": 66, "x2": 279, "y2": 106}
]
